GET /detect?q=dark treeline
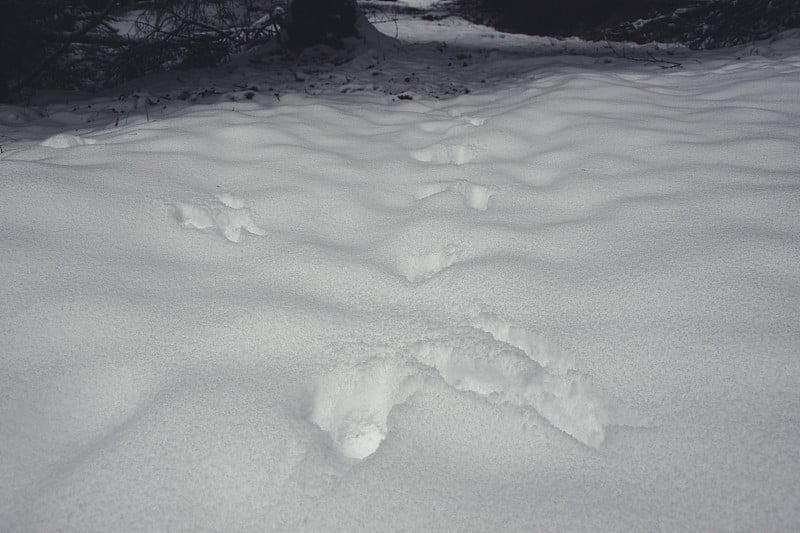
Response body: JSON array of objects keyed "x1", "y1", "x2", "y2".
[
  {"x1": 455, "y1": 0, "x2": 800, "y2": 47},
  {"x1": 1, "y1": 0, "x2": 799, "y2": 102},
  {"x1": 0, "y1": 0, "x2": 284, "y2": 100},
  {"x1": 455, "y1": 0, "x2": 681, "y2": 37}
]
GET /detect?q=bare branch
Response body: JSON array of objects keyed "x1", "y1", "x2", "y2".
[{"x1": 11, "y1": 0, "x2": 117, "y2": 93}]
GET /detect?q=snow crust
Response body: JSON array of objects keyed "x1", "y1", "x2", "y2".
[{"x1": 1, "y1": 15, "x2": 799, "y2": 532}]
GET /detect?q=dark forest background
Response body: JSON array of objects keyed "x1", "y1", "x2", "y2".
[
  {"x1": 1, "y1": 0, "x2": 799, "y2": 102},
  {"x1": 455, "y1": 0, "x2": 800, "y2": 46}
]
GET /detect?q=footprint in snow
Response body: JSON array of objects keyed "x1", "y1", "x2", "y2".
[
  {"x1": 171, "y1": 193, "x2": 265, "y2": 243},
  {"x1": 416, "y1": 114, "x2": 485, "y2": 134},
  {"x1": 308, "y1": 359, "x2": 425, "y2": 460},
  {"x1": 460, "y1": 116, "x2": 486, "y2": 127},
  {"x1": 397, "y1": 244, "x2": 462, "y2": 283},
  {"x1": 442, "y1": 108, "x2": 486, "y2": 127},
  {"x1": 216, "y1": 192, "x2": 246, "y2": 209},
  {"x1": 411, "y1": 333, "x2": 607, "y2": 449},
  {"x1": 416, "y1": 180, "x2": 497, "y2": 211},
  {"x1": 471, "y1": 311, "x2": 574, "y2": 374},
  {"x1": 411, "y1": 144, "x2": 477, "y2": 166},
  {"x1": 309, "y1": 312, "x2": 611, "y2": 460}
]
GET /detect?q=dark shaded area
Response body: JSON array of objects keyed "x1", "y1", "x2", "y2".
[
  {"x1": 454, "y1": 0, "x2": 800, "y2": 48},
  {"x1": 0, "y1": 0, "x2": 371, "y2": 102},
  {"x1": 0, "y1": 0, "x2": 283, "y2": 102},
  {"x1": 604, "y1": 0, "x2": 800, "y2": 48},
  {"x1": 283, "y1": 0, "x2": 359, "y2": 50},
  {"x1": 2, "y1": 0, "x2": 799, "y2": 103},
  {"x1": 0, "y1": 1, "x2": 104, "y2": 100},
  {"x1": 454, "y1": 0, "x2": 680, "y2": 37}
]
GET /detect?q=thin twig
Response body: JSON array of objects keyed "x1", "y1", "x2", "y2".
[
  {"x1": 646, "y1": 52, "x2": 683, "y2": 69},
  {"x1": 166, "y1": 8, "x2": 231, "y2": 40},
  {"x1": 605, "y1": 36, "x2": 682, "y2": 69}
]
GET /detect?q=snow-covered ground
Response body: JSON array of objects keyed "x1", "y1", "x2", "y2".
[{"x1": 1, "y1": 13, "x2": 799, "y2": 532}]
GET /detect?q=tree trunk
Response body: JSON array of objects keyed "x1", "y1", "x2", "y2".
[{"x1": 283, "y1": 0, "x2": 360, "y2": 51}]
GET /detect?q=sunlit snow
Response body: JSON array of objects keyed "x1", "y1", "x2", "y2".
[{"x1": 1, "y1": 12, "x2": 799, "y2": 532}]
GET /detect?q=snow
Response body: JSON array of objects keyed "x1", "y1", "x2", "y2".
[
  {"x1": 40, "y1": 133, "x2": 97, "y2": 148},
  {"x1": 1, "y1": 13, "x2": 800, "y2": 532},
  {"x1": 171, "y1": 197, "x2": 266, "y2": 243}
]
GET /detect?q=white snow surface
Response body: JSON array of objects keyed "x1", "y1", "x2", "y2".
[{"x1": 1, "y1": 14, "x2": 800, "y2": 532}]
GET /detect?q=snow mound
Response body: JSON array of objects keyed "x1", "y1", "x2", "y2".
[{"x1": 40, "y1": 134, "x2": 97, "y2": 148}]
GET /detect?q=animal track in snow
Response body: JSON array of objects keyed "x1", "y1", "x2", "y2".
[
  {"x1": 171, "y1": 195, "x2": 265, "y2": 243},
  {"x1": 471, "y1": 312, "x2": 574, "y2": 374},
  {"x1": 308, "y1": 359, "x2": 425, "y2": 460},
  {"x1": 40, "y1": 134, "x2": 97, "y2": 148},
  {"x1": 462, "y1": 116, "x2": 485, "y2": 126},
  {"x1": 411, "y1": 144, "x2": 477, "y2": 166},
  {"x1": 416, "y1": 180, "x2": 497, "y2": 211},
  {"x1": 397, "y1": 244, "x2": 462, "y2": 283},
  {"x1": 417, "y1": 120, "x2": 461, "y2": 134},
  {"x1": 216, "y1": 193, "x2": 246, "y2": 209},
  {"x1": 410, "y1": 326, "x2": 606, "y2": 448},
  {"x1": 417, "y1": 114, "x2": 485, "y2": 134},
  {"x1": 446, "y1": 111, "x2": 486, "y2": 127},
  {"x1": 309, "y1": 313, "x2": 611, "y2": 460}
]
